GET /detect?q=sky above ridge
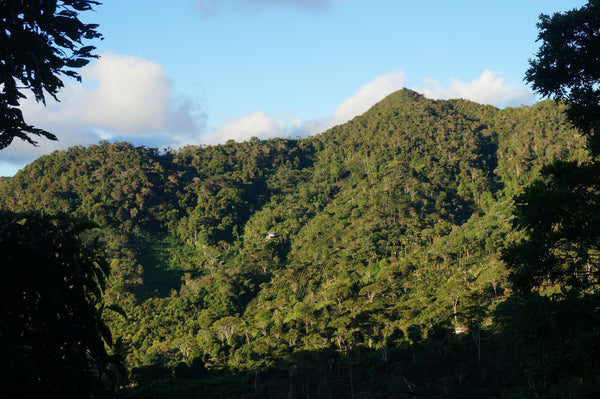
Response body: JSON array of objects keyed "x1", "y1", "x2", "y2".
[{"x1": 0, "y1": 0, "x2": 587, "y2": 176}]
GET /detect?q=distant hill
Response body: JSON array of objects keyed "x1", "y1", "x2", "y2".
[{"x1": 0, "y1": 89, "x2": 588, "y2": 397}]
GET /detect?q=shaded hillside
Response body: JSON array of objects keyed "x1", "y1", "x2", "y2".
[{"x1": 0, "y1": 89, "x2": 589, "y2": 397}]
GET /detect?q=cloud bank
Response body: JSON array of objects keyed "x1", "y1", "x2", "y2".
[
  {"x1": 205, "y1": 111, "x2": 302, "y2": 144},
  {"x1": 0, "y1": 60, "x2": 533, "y2": 176},
  {"x1": 36, "y1": 52, "x2": 206, "y2": 136},
  {"x1": 414, "y1": 70, "x2": 534, "y2": 108},
  {"x1": 0, "y1": 52, "x2": 206, "y2": 174},
  {"x1": 208, "y1": 69, "x2": 534, "y2": 145},
  {"x1": 204, "y1": 69, "x2": 408, "y2": 145}
]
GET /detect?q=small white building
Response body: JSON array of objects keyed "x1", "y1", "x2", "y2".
[
  {"x1": 454, "y1": 326, "x2": 469, "y2": 334},
  {"x1": 265, "y1": 232, "x2": 278, "y2": 240}
]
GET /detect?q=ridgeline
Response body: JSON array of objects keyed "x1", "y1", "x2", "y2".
[{"x1": 0, "y1": 90, "x2": 590, "y2": 397}]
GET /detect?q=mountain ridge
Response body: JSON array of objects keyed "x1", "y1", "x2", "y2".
[{"x1": 0, "y1": 89, "x2": 589, "y2": 397}]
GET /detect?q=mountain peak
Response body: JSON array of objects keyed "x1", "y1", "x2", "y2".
[
  {"x1": 365, "y1": 88, "x2": 427, "y2": 115},
  {"x1": 386, "y1": 88, "x2": 426, "y2": 103}
]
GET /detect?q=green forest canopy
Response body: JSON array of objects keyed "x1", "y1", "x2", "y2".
[{"x1": 0, "y1": 90, "x2": 595, "y2": 397}]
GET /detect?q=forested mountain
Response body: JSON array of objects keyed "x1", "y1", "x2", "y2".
[{"x1": 0, "y1": 89, "x2": 591, "y2": 397}]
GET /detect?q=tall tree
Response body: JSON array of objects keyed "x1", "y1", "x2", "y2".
[
  {"x1": 525, "y1": 0, "x2": 600, "y2": 155},
  {"x1": 510, "y1": 0, "x2": 600, "y2": 297},
  {"x1": 0, "y1": 0, "x2": 102, "y2": 149},
  {"x1": 503, "y1": 1, "x2": 600, "y2": 395},
  {"x1": 506, "y1": 162, "x2": 600, "y2": 296}
]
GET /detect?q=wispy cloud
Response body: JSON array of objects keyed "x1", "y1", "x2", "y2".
[
  {"x1": 195, "y1": 0, "x2": 331, "y2": 16},
  {"x1": 414, "y1": 70, "x2": 534, "y2": 108}
]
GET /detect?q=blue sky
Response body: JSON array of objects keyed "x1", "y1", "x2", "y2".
[{"x1": 0, "y1": 0, "x2": 586, "y2": 176}]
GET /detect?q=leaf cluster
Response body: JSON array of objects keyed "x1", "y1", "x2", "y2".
[
  {"x1": 526, "y1": 0, "x2": 600, "y2": 154},
  {"x1": 0, "y1": 0, "x2": 102, "y2": 148}
]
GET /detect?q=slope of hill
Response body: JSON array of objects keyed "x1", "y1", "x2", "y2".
[{"x1": 0, "y1": 89, "x2": 588, "y2": 397}]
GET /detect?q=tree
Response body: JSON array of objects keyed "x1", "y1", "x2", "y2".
[
  {"x1": 212, "y1": 316, "x2": 242, "y2": 346},
  {"x1": 510, "y1": 0, "x2": 600, "y2": 297},
  {"x1": 502, "y1": 2, "x2": 600, "y2": 395},
  {"x1": 525, "y1": 0, "x2": 600, "y2": 155},
  {"x1": 0, "y1": 211, "x2": 124, "y2": 398},
  {"x1": 0, "y1": 0, "x2": 102, "y2": 149},
  {"x1": 506, "y1": 162, "x2": 600, "y2": 296}
]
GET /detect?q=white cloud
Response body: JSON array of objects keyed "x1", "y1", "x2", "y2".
[
  {"x1": 414, "y1": 70, "x2": 534, "y2": 108},
  {"x1": 197, "y1": 70, "x2": 408, "y2": 145},
  {"x1": 21, "y1": 52, "x2": 207, "y2": 138},
  {"x1": 77, "y1": 53, "x2": 173, "y2": 132},
  {"x1": 0, "y1": 52, "x2": 205, "y2": 176},
  {"x1": 20, "y1": 52, "x2": 175, "y2": 134},
  {"x1": 204, "y1": 111, "x2": 301, "y2": 144},
  {"x1": 300, "y1": 69, "x2": 408, "y2": 135},
  {"x1": 0, "y1": 123, "x2": 102, "y2": 175},
  {"x1": 330, "y1": 70, "x2": 408, "y2": 126},
  {"x1": 202, "y1": 69, "x2": 532, "y2": 146},
  {"x1": 0, "y1": 64, "x2": 535, "y2": 177}
]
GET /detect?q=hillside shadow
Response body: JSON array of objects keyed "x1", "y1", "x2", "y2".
[
  {"x1": 132, "y1": 235, "x2": 184, "y2": 300},
  {"x1": 119, "y1": 325, "x2": 514, "y2": 399}
]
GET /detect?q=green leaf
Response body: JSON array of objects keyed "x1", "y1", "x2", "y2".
[{"x1": 105, "y1": 304, "x2": 128, "y2": 320}]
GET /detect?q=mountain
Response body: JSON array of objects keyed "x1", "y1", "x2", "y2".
[{"x1": 0, "y1": 89, "x2": 589, "y2": 397}]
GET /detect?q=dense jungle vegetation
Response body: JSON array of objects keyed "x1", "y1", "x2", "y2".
[{"x1": 2, "y1": 89, "x2": 598, "y2": 398}]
